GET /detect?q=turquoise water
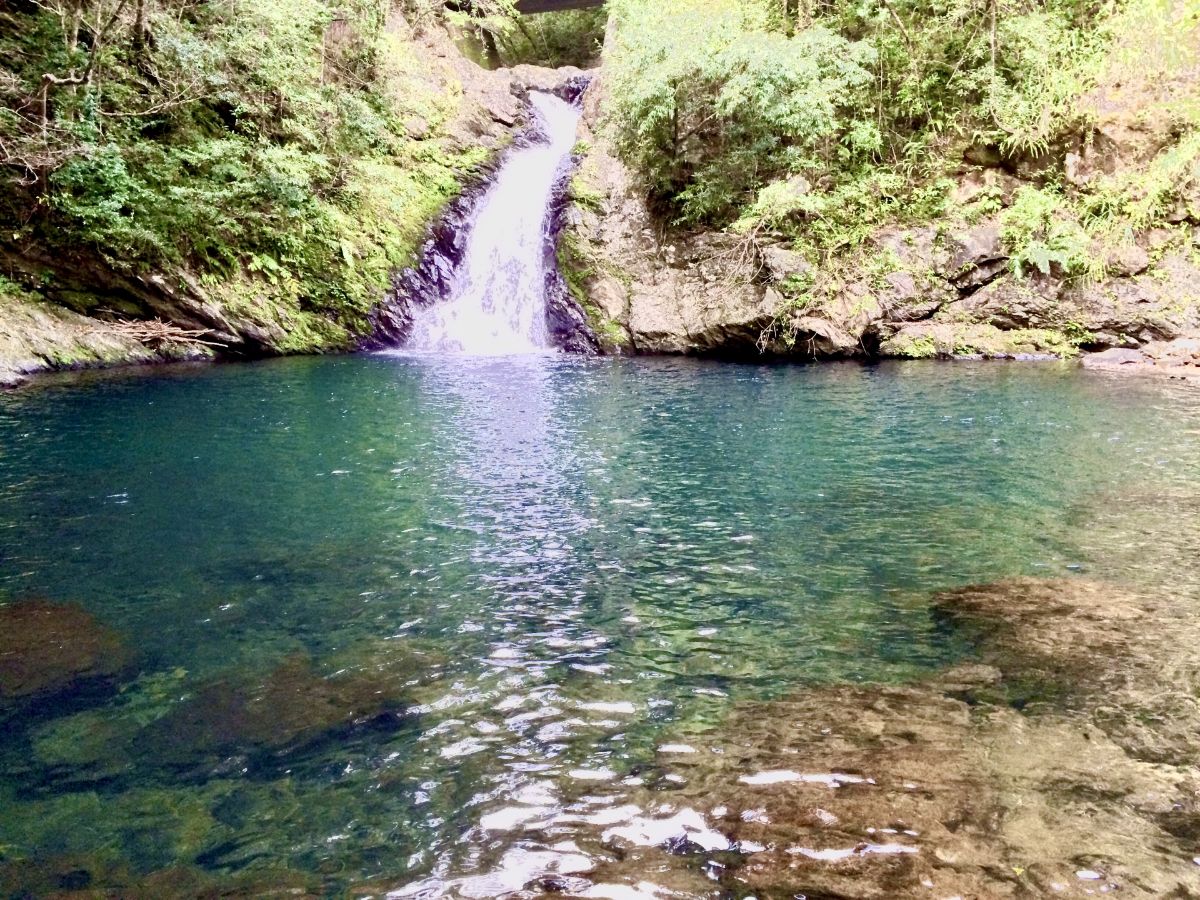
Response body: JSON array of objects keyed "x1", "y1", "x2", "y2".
[{"x1": 0, "y1": 355, "x2": 1197, "y2": 896}]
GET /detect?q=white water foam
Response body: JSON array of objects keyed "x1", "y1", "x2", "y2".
[{"x1": 405, "y1": 92, "x2": 581, "y2": 355}]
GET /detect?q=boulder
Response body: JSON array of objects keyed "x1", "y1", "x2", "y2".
[
  {"x1": 507, "y1": 64, "x2": 589, "y2": 98},
  {"x1": 758, "y1": 244, "x2": 813, "y2": 283},
  {"x1": 1082, "y1": 336, "x2": 1200, "y2": 378},
  {"x1": 1082, "y1": 347, "x2": 1147, "y2": 367},
  {"x1": 944, "y1": 223, "x2": 1008, "y2": 289},
  {"x1": 1063, "y1": 252, "x2": 1200, "y2": 343},
  {"x1": 952, "y1": 273, "x2": 1062, "y2": 329},
  {"x1": 1104, "y1": 243, "x2": 1151, "y2": 277},
  {"x1": 788, "y1": 316, "x2": 860, "y2": 356},
  {"x1": 0, "y1": 600, "x2": 132, "y2": 710},
  {"x1": 626, "y1": 275, "x2": 777, "y2": 355}
]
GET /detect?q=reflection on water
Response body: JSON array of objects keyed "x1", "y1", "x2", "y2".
[{"x1": 0, "y1": 355, "x2": 1198, "y2": 897}]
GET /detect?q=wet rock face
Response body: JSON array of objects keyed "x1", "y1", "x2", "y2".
[
  {"x1": 0, "y1": 600, "x2": 132, "y2": 712},
  {"x1": 138, "y1": 655, "x2": 411, "y2": 774},
  {"x1": 364, "y1": 175, "x2": 491, "y2": 350},
  {"x1": 567, "y1": 94, "x2": 776, "y2": 356},
  {"x1": 545, "y1": 166, "x2": 602, "y2": 354}
]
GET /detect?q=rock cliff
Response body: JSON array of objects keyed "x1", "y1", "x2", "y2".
[{"x1": 564, "y1": 47, "x2": 1200, "y2": 376}]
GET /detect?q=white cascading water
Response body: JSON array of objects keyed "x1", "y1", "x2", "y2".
[{"x1": 405, "y1": 92, "x2": 582, "y2": 355}]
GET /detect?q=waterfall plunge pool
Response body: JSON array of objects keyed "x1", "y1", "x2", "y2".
[{"x1": 1, "y1": 354, "x2": 1199, "y2": 897}]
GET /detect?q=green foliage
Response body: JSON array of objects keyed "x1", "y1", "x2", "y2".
[
  {"x1": 1083, "y1": 131, "x2": 1200, "y2": 231},
  {"x1": 1000, "y1": 186, "x2": 1097, "y2": 278},
  {"x1": 604, "y1": 0, "x2": 875, "y2": 225},
  {"x1": 736, "y1": 170, "x2": 952, "y2": 258},
  {"x1": 497, "y1": 10, "x2": 607, "y2": 68},
  {"x1": 986, "y1": 7, "x2": 1105, "y2": 156},
  {"x1": 964, "y1": 184, "x2": 1006, "y2": 222},
  {"x1": 602, "y1": 0, "x2": 1166, "y2": 250},
  {"x1": 0, "y1": 0, "x2": 483, "y2": 345}
]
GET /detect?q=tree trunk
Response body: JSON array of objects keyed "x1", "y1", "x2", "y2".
[{"x1": 133, "y1": 0, "x2": 151, "y2": 54}]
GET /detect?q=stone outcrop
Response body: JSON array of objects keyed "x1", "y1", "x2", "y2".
[
  {"x1": 1082, "y1": 335, "x2": 1200, "y2": 379},
  {"x1": 568, "y1": 92, "x2": 789, "y2": 356},
  {"x1": 0, "y1": 293, "x2": 170, "y2": 389},
  {"x1": 566, "y1": 64, "x2": 1200, "y2": 366},
  {"x1": 568, "y1": 158, "x2": 1200, "y2": 361}
]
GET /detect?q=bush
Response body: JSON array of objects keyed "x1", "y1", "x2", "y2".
[
  {"x1": 601, "y1": 0, "x2": 1138, "y2": 239},
  {"x1": 497, "y1": 10, "x2": 607, "y2": 68},
  {"x1": 0, "y1": 0, "x2": 486, "y2": 342},
  {"x1": 1000, "y1": 186, "x2": 1097, "y2": 278},
  {"x1": 604, "y1": 0, "x2": 875, "y2": 225}
]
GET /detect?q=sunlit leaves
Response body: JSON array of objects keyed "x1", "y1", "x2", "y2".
[{"x1": 604, "y1": 0, "x2": 875, "y2": 224}]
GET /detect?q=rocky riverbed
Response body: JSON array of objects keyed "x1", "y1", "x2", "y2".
[{"x1": 7, "y1": 574, "x2": 1197, "y2": 898}]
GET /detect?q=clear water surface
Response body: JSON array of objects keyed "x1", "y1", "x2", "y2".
[{"x1": 0, "y1": 355, "x2": 1197, "y2": 896}]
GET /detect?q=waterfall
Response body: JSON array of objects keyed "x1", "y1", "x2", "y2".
[{"x1": 405, "y1": 93, "x2": 583, "y2": 355}]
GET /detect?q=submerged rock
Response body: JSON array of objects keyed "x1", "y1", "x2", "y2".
[
  {"x1": 1084, "y1": 346, "x2": 1149, "y2": 367},
  {"x1": 436, "y1": 672, "x2": 1199, "y2": 898},
  {"x1": 452, "y1": 575, "x2": 1200, "y2": 899},
  {"x1": 0, "y1": 599, "x2": 132, "y2": 713},
  {"x1": 932, "y1": 576, "x2": 1200, "y2": 766},
  {"x1": 138, "y1": 655, "x2": 411, "y2": 773},
  {"x1": 931, "y1": 577, "x2": 1151, "y2": 699},
  {"x1": 0, "y1": 854, "x2": 320, "y2": 899}
]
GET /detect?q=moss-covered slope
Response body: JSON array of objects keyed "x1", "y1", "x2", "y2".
[{"x1": 0, "y1": 1, "x2": 537, "y2": 384}]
